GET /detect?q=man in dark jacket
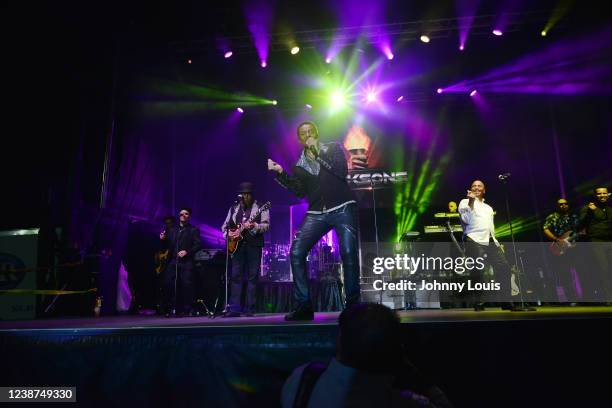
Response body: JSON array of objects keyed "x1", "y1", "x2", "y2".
[
  {"x1": 579, "y1": 187, "x2": 612, "y2": 301},
  {"x1": 159, "y1": 207, "x2": 201, "y2": 316},
  {"x1": 268, "y1": 121, "x2": 365, "y2": 320}
]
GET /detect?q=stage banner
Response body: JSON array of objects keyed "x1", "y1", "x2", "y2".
[
  {"x1": 343, "y1": 125, "x2": 407, "y2": 195},
  {"x1": 0, "y1": 229, "x2": 39, "y2": 320}
]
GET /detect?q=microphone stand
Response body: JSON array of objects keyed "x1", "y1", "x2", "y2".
[
  {"x1": 222, "y1": 200, "x2": 240, "y2": 316},
  {"x1": 500, "y1": 176, "x2": 535, "y2": 311},
  {"x1": 368, "y1": 178, "x2": 384, "y2": 305},
  {"x1": 223, "y1": 232, "x2": 230, "y2": 316},
  {"x1": 173, "y1": 227, "x2": 182, "y2": 316}
]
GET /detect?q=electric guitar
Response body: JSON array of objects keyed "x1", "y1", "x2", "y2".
[
  {"x1": 227, "y1": 201, "x2": 271, "y2": 254},
  {"x1": 548, "y1": 230, "x2": 577, "y2": 256}
]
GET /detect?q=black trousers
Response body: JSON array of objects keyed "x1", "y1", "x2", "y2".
[
  {"x1": 163, "y1": 260, "x2": 194, "y2": 313},
  {"x1": 229, "y1": 244, "x2": 262, "y2": 313},
  {"x1": 548, "y1": 251, "x2": 579, "y2": 302},
  {"x1": 589, "y1": 241, "x2": 612, "y2": 302},
  {"x1": 464, "y1": 237, "x2": 513, "y2": 304}
]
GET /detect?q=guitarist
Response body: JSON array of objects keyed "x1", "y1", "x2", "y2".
[
  {"x1": 221, "y1": 182, "x2": 270, "y2": 317},
  {"x1": 543, "y1": 198, "x2": 579, "y2": 303}
]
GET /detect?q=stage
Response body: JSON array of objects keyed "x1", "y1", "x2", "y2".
[
  {"x1": 2, "y1": 306, "x2": 612, "y2": 331},
  {"x1": 2, "y1": 307, "x2": 612, "y2": 407}
]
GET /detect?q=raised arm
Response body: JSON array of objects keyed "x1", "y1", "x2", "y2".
[
  {"x1": 268, "y1": 158, "x2": 306, "y2": 198},
  {"x1": 458, "y1": 199, "x2": 473, "y2": 225}
]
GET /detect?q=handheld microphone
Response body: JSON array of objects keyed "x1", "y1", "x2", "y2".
[
  {"x1": 307, "y1": 145, "x2": 319, "y2": 157},
  {"x1": 498, "y1": 172, "x2": 511, "y2": 181}
]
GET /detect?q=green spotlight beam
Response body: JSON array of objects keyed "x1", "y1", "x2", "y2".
[
  {"x1": 394, "y1": 110, "x2": 451, "y2": 242},
  {"x1": 145, "y1": 79, "x2": 274, "y2": 114},
  {"x1": 542, "y1": 0, "x2": 574, "y2": 35},
  {"x1": 495, "y1": 216, "x2": 540, "y2": 238}
]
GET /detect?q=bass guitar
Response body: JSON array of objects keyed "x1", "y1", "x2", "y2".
[{"x1": 548, "y1": 230, "x2": 577, "y2": 256}]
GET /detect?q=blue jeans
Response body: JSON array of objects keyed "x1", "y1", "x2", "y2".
[{"x1": 290, "y1": 203, "x2": 360, "y2": 308}]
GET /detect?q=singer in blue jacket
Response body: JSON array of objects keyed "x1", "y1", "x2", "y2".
[{"x1": 268, "y1": 121, "x2": 365, "y2": 321}]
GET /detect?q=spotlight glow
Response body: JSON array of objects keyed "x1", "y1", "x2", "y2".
[
  {"x1": 237, "y1": 107, "x2": 244, "y2": 113},
  {"x1": 420, "y1": 35, "x2": 430, "y2": 43},
  {"x1": 397, "y1": 95, "x2": 404, "y2": 102},
  {"x1": 541, "y1": 30, "x2": 547, "y2": 37},
  {"x1": 187, "y1": 59, "x2": 192, "y2": 64},
  {"x1": 459, "y1": 45, "x2": 465, "y2": 51},
  {"x1": 261, "y1": 61, "x2": 267, "y2": 68},
  {"x1": 290, "y1": 46, "x2": 300, "y2": 55},
  {"x1": 492, "y1": 29, "x2": 503, "y2": 36},
  {"x1": 305, "y1": 104, "x2": 312, "y2": 110},
  {"x1": 224, "y1": 51, "x2": 233, "y2": 59},
  {"x1": 366, "y1": 92, "x2": 377, "y2": 103},
  {"x1": 325, "y1": 57, "x2": 332, "y2": 64},
  {"x1": 386, "y1": 52, "x2": 394, "y2": 60},
  {"x1": 330, "y1": 90, "x2": 348, "y2": 112},
  {"x1": 469, "y1": 90, "x2": 477, "y2": 97},
  {"x1": 436, "y1": 88, "x2": 443, "y2": 94},
  {"x1": 272, "y1": 100, "x2": 277, "y2": 105}
]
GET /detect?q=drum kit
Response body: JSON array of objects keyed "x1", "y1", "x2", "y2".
[
  {"x1": 307, "y1": 241, "x2": 341, "y2": 281},
  {"x1": 261, "y1": 243, "x2": 291, "y2": 281},
  {"x1": 261, "y1": 240, "x2": 343, "y2": 282}
]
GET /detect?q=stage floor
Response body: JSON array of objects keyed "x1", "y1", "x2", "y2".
[
  {"x1": 3, "y1": 306, "x2": 611, "y2": 407},
  {"x1": 2, "y1": 306, "x2": 612, "y2": 332}
]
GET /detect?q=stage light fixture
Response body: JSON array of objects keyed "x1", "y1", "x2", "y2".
[
  {"x1": 396, "y1": 96, "x2": 404, "y2": 102},
  {"x1": 187, "y1": 59, "x2": 192, "y2": 64},
  {"x1": 470, "y1": 90, "x2": 477, "y2": 96},
  {"x1": 492, "y1": 29, "x2": 503, "y2": 36},
  {"x1": 459, "y1": 45, "x2": 465, "y2": 51},
  {"x1": 237, "y1": 107, "x2": 244, "y2": 113},
  {"x1": 437, "y1": 88, "x2": 443, "y2": 94},
  {"x1": 305, "y1": 104, "x2": 312, "y2": 110},
  {"x1": 291, "y1": 46, "x2": 300, "y2": 55},
  {"x1": 325, "y1": 57, "x2": 332, "y2": 64},
  {"x1": 272, "y1": 100, "x2": 278, "y2": 105},
  {"x1": 541, "y1": 30, "x2": 547, "y2": 37},
  {"x1": 420, "y1": 35, "x2": 430, "y2": 43},
  {"x1": 261, "y1": 61, "x2": 267, "y2": 68},
  {"x1": 224, "y1": 51, "x2": 233, "y2": 59},
  {"x1": 366, "y1": 92, "x2": 377, "y2": 103}
]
